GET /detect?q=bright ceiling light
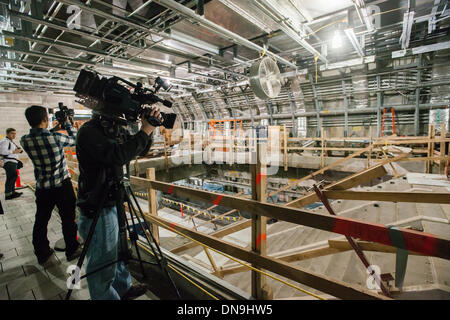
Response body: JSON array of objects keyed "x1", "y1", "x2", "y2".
[{"x1": 332, "y1": 30, "x2": 343, "y2": 49}]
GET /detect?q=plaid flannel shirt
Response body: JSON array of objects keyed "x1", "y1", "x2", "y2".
[{"x1": 20, "y1": 124, "x2": 76, "y2": 190}]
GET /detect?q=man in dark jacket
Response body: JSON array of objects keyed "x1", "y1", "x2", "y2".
[{"x1": 76, "y1": 108, "x2": 157, "y2": 300}]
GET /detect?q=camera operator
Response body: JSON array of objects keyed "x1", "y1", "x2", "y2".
[
  {"x1": 20, "y1": 106, "x2": 82, "y2": 266},
  {"x1": 75, "y1": 107, "x2": 159, "y2": 300},
  {"x1": 0, "y1": 128, "x2": 23, "y2": 200}
]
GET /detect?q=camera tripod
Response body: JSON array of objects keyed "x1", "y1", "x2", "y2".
[{"x1": 65, "y1": 164, "x2": 181, "y2": 300}]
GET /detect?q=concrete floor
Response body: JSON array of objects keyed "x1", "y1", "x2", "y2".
[{"x1": 0, "y1": 187, "x2": 157, "y2": 300}]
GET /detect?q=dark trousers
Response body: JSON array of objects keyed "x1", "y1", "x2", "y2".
[
  {"x1": 33, "y1": 178, "x2": 79, "y2": 261},
  {"x1": 3, "y1": 161, "x2": 17, "y2": 196}
]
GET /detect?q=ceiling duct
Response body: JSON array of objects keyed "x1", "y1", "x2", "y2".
[{"x1": 248, "y1": 57, "x2": 282, "y2": 100}]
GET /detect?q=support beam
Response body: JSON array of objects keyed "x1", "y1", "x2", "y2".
[
  {"x1": 309, "y1": 74, "x2": 321, "y2": 137},
  {"x1": 287, "y1": 91, "x2": 298, "y2": 137},
  {"x1": 285, "y1": 162, "x2": 389, "y2": 209},
  {"x1": 376, "y1": 75, "x2": 383, "y2": 137},
  {"x1": 170, "y1": 220, "x2": 251, "y2": 254},
  {"x1": 323, "y1": 190, "x2": 450, "y2": 204},
  {"x1": 146, "y1": 168, "x2": 160, "y2": 245},
  {"x1": 415, "y1": 55, "x2": 422, "y2": 136},
  {"x1": 341, "y1": 79, "x2": 349, "y2": 137},
  {"x1": 250, "y1": 141, "x2": 270, "y2": 299},
  {"x1": 266, "y1": 100, "x2": 274, "y2": 125}
]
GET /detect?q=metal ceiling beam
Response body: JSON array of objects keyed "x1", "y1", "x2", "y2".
[
  {"x1": 217, "y1": 0, "x2": 272, "y2": 34},
  {"x1": 0, "y1": 58, "x2": 80, "y2": 73},
  {"x1": 0, "y1": 45, "x2": 95, "y2": 66},
  {"x1": 0, "y1": 74, "x2": 74, "y2": 85},
  {"x1": 56, "y1": 0, "x2": 226, "y2": 62},
  {"x1": 344, "y1": 28, "x2": 364, "y2": 57},
  {"x1": 2, "y1": 30, "x2": 172, "y2": 72},
  {"x1": 0, "y1": 67, "x2": 78, "y2": 79},
  {"x1": 255, "y1": 0, "x2": 328, "y2": 63},
  {"x1": 353, "y1": 0, "x2": 375, "y2": 33},
  {"x1": 151, "y1": 0, "x2": 297, "y2": 68},
  {"x1": 0, "y1": 80, "x2": 73, "y2": 91},
  {"x1": 400, "y1": 11, "x2": 415, "y2": 49},
  {"x1": 13, "y1": 9, "x2": 218, "y2": 71}
]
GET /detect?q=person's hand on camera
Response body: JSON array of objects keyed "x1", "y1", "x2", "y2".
[{"x1": 141, "y1": 107, "x2": 160, "y2": 136}]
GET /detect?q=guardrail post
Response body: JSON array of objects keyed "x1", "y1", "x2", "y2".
[
  {"x1": 440, "y1": 124, "x2": 446, "y2": 174},
  {"x1": 250, "y1": 141, "x2": 272, "y2": 299},
  {"x1": 146, "y1": 168, "x2": 160, "y2": 245}
]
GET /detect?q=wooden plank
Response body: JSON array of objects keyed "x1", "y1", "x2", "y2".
[
  {"x1": 323, "y1": 190, "x2": 450, "y2": 204},
  {"x1": 268, "y1": 143, "x2": 376, "y2": 197},
  {"x1": 203, "y1": 247, "x2": 221, "y2": 277},
  {"x1": 320, "y1": 128, "x2": 325, "y2": 168},
  {"x1": 218, "y1": 246, "x2": 344, "y2": 277},
  {"x1": 170, "y1": 219, "x2": 251, "y2": 254},
  {"x1": 141, "y1": 211, "x2": 388, "y2": 300},
  {"x1": 440, "y1": 124, "x2": 446, "y2": 174},
  {"x1": 373, "y1": 156, "x2": 450, "y2": 162},
  {"x1": 427, "y1": 125, "x2": 435, "y2": 173},
  {"x1": 146, "y1": 168, "x2": 159, "y2": 245},
  {"x1": 250, "y1": 141, "x2": 269, "y2": 299},
  {"x1": 327, "y1": 239, "x2": 424, "y2": 256},
  {"x1": 285, "y1": 163, "x2": 388, "y2": 208},
  {"x1": 283, "y1": 125, "x2": 288, "y2": 172},
  {"x1": 130, "y1": 176, "x2": 450, "y2": 260}
]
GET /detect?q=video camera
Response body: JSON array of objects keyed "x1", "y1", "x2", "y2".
[
  {"x1": 55, "y1": 102, "x2": 74, "y2": 125},
  {"x1": 73, "y1": 69, "x2": 177, "y2": 129}
]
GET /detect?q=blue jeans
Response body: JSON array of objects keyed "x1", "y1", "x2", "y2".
[{"x1": 78, "y1": 206, "x2": 131, "y2": 300}]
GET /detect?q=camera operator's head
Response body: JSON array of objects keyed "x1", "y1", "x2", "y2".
[{"x1": 25, "y1": 105, "x2": 49, "y2": 129}]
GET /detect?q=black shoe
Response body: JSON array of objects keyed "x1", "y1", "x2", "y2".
[
  {"x1": 37, "y1": 248, "x2": 56, "y2": 266},
  {"x1": 121, "y1": 284, "x2": 148, "y2": 300},
  {"x1": 5, "y1": 193, "x2": 21, "y2": 200},
  {"x1": 13, "y1": 191, "x2": 23, "y2": 196},
  {"x1": 0, "y1": 252, "x2": 3, "y2": 259},
  {"x1": 66, "y1": 244, "x2": 83, "y2": 262}
]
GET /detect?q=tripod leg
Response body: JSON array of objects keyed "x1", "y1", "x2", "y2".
[
  {"x1": 124, "y1": 198, "x2": 146, "y2": 278},
  {"x1": 125, "y1": 185, "x2": 181, "y2": 299}
]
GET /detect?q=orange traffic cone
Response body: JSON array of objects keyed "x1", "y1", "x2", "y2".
[{"x1": 15, "y1": 169, "x2": 22, "y2": 188}]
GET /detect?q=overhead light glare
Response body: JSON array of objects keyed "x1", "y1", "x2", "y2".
[{"x1": 332, "y1": 30, "x2": 343, "y2": 49}]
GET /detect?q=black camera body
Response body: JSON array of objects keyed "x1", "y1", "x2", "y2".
[
  {"x1": 73, "y1": 69, "x2": 177, "y2": 129},
  {"x1": 55, "y1": 102, "x2": 75, "y2": 125}
]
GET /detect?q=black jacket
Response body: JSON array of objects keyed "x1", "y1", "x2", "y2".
[{"x1": 76, "y1": 117, "x2": 153, "y2": 216}]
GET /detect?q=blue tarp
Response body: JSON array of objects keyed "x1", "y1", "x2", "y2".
[{"x1": 203, "y1": 181, "x2": 224, "y2": 192}]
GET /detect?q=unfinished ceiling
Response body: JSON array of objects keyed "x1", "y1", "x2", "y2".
[{"x1": 0, "y1": 0, "x2": 449, "y2": 132}]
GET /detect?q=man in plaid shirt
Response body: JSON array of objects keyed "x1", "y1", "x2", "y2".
[{"x1": 20, "y1": 105, "x2": 82, "y2": 266}]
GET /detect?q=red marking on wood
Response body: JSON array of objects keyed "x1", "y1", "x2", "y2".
[
  {"x1": 256, "y1": 173, "x2": 266, "y2": 185},
  {"x1": 213, "y1": 195, "x2": 223, "y2": 205},
  {"x1": 180, "y1": 205, "x2": 183, "y2": 217},
  {"x1": 256, "y1": 233, "x2": 266, "y2": 249},
  {"x1": 167, "y1": 186, "x2": 174, "y2": 194},
  {"x1": 332, "y1": 217, "x2": 442, "y2": 257},
  {"x1": 169, "y1": 223, "x2": 176, "y2": 231}
]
